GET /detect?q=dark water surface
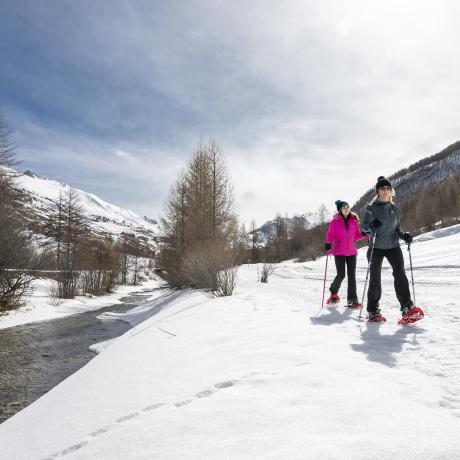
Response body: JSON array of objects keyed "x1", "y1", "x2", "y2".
[{"x1": 0, "y1": 290, "x2": 156, "y2": 424}]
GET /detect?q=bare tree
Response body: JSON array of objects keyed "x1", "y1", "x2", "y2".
[
  {"x1": 157, "y1": 174, "x2": 188, "y2": 285},
  {"x1": 42, "y1": 192, "x2": 65, "y2": 269},
  {"x1": 115, "y1": 232, "x2": 146, "y2": 285},
  {"x1": 289, "y1": 215, "x2": 309, "y2": 261},
  {"x1": 0, "y1": 112, "x2": 18, "y2": 169},
  {"x1": 44, "y1": 188, "x2": 89, "y2": 298},
  {"x1": 267, "y1": 213, "x2": 289, "y2": 261},
  {"x1": 78, "y1": 236, "x2": 119, "y2": 295},
  {"x1": 249, "y1": 219, "x2": 262, "y2": 263},
  {"x1": 318, "y1": 203, "x2": 329, "y2": 225},
  {"x1": 0, "y1": 113, "x2": 36, "y2": 310},
  {"x1": 158, "y1": 140, "x2": 238, "y2": 294},
  {"x1": 259, "y1": 263, "x2": 275, "y2": 283}
]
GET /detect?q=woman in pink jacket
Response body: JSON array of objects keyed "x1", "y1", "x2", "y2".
[{"x1": 325, "y1": 200, "x2": 366, "y2": 308}]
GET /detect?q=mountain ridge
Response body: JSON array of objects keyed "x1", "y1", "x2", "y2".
[{"x1": 12, "y1": 168, "x2": 159, "y2": 246}]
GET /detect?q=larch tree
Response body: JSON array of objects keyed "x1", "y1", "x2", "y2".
[{"x1": 158, "y1": 140, "x2": 238, "y2": 295}]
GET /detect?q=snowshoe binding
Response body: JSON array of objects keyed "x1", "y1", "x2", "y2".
[
  {"x1": 367, "y1": 309, "x2": 386, "y2": 323},
  {"x1": 398, "y1": 306, "x2": 424, "y2": 325},
  {"x1": 347, "y1": 299, "x2": 362, "y2": 309},
  {"x1": 326, "y1": 294, "x2": 340, "y2": 305}
]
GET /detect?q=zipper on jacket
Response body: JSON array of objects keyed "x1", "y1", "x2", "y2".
[{"x1": 386, "y1": 204, "x2": 391, "y2": 247}]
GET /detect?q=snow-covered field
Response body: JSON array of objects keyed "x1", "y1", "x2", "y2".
[{"x1": 1, "y1": 225, "x2": 460, "y2": 459}]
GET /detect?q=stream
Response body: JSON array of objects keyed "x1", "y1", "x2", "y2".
[{"x1": 0, "y1": 289, "x2": 156, "y2": 424}]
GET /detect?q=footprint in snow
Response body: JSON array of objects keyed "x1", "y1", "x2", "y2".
[
  {"x1": 43, "y1": 441, "x2": 89, "y2": 459},
  {"x1": 195, "y1": 389, "x2": 215, "y2": 398},
  {"x1": 175, "y1": 399, "x2": 193, "y2": 407},
  {"x1": 142, "y1": 403, "x2": 165, "y2": 412},
  {"x1": 89, "y1": 425, "x2": 114, "y2": 438},
  {"x1": 116, "y1": 412, "x2": 139, "y2": 423},
  {"x1": 214, "y1": 380, "x2": 236, "y2": 389}
]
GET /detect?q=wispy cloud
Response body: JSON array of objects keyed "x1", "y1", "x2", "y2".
[
  {"x1": 1, "y1": 0, "x2": 460, "y2": 224},
  {"x1": 115, "y1": 149, "x2": 136, "y2": 164}
]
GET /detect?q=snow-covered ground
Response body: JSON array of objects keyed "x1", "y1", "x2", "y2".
[
  {"x1": 0, "y1": 278, "x2": 163, "y2": 330},
  {"x1": 1, "y1": 225, "x2": 460, "y2": 459}
]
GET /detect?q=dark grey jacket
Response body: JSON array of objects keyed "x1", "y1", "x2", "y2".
[{"x1": 362, "y1": 200, "x2": 404, "y2": 250}]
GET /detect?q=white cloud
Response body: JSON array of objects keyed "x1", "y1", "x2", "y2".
[
  {"x1": 5, "y1": 0, "x2": 460, "y2": 225},
  {"x1": 115, "y1": 149, "x2": 136, "y2": 164}
]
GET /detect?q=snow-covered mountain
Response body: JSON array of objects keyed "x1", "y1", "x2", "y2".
[
  {"x1": 14, "y1": 170, "x2": 159, "y2": 245},
  {"x1": 353, "y1": 141, "x2": 460, "y2": 214}
]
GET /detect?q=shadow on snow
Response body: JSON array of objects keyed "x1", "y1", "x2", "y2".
[
  {"x1": 350, "y1": 322, "x2": 425, "y2": 368},
  {"x1": 310, "y1": 307, "x2": 426, "y2": 368},
  {"x1": 309, "y1": 307, "x2": 354, "y2": 326}
]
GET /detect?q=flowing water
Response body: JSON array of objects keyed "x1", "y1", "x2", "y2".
[{"x1": 0, "y1": 290, "x2": 156, "y2": 424}]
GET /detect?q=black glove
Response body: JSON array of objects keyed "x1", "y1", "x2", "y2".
[
  {"x1": 325, "y1": 242, "x2": 332, "y2": 251},
  {"x1": 402, "y1": 232, "x2": 413, "y2": 244},
  {"x1": 370, "y1": 218, "x2": 382, "y2": 230}
]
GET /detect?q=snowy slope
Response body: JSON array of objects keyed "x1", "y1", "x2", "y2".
[
  {"x1": 258, "y1": 209, "x2": 334, "y2": 243},
  {"x1": 353, "y1": 143, "x2": 460, "y2": 215},
  {"x1": 1, "y1": 226, "x2": 460, "y2": 458},
  {"x1": 15, "y1": 170, "x2": 159, "y2": 242}
]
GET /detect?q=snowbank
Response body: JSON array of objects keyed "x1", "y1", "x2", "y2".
[{"x1": 0, "y1": 278, "x2": 163, "y2": 330}]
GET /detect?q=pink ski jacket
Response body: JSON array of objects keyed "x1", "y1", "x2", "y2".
[{"x1": 326, "y1": 212, "x2": 366, "y2": 256}]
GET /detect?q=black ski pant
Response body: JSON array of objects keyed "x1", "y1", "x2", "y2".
[
  {"x1": 367, "y1": 246, "x2": 412, "y2": 313},
  {"x1": 329, "y1": 255, "x2": 357, "y2": 301}
]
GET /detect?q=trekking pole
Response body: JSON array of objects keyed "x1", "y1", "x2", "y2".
[
  {"x1": 320, "y1": 250, "x2": 330, "y2": 312},
  {"x1": 358, "y1": 230, "x2": 377, "y2": 320},
  {"x1": 407, "y1": 243, "x2": 416, "y2": 306}
]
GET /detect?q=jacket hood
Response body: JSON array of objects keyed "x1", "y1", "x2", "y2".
[{"x1": 332, "y1": 212, "x2": 359, "y2": 222}]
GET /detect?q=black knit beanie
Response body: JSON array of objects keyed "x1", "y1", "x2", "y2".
[
  {"x1": 335, "y1": 200, "x2": 349, "y2": 212},
  {"x1": 375, "y1": 176, "x2": 392, "y2": 192}
]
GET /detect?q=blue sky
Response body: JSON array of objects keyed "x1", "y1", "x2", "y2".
[{"x1": 1, "y1": 0, "x2": 460, "y2": 224}]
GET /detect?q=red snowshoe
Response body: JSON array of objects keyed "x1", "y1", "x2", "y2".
[
  {"x1": 347, "y1": 300, "x2": 362, "y2": 309},
  {"x1": 326, "y1": 294, "x2": 340, "y2": 305},
  {"x1": 367, "y1": 310, "x2": 386, "y2": 323},
  {"x1": 398, "y1": 306, "x2": 424, "y2": 325}
]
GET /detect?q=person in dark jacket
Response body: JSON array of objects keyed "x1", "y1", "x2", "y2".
[{"x1": 361, "y1": 176, "x2": 414, "y2": 322}]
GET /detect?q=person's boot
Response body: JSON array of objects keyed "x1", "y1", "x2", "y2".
[
  {"x1": 347, "y1": 299, "x2": 362, "y2": 309},
  {"x1": 326, "y1": 293, "x2": 340, "y2": 305},
  {"x1": 367, "y1": 309, "x2": 386, "y2": 322}
]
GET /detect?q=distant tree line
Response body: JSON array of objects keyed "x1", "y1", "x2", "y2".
[
  {"x1": 354, "y1": 142, "x2": 460, "y2": 216},
  {"x1": 248, "y1": 208, "x2": 329, "y2": 264},
  {"x1": 399, "y1": 174, "x2": 460, "y2": 234}
]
